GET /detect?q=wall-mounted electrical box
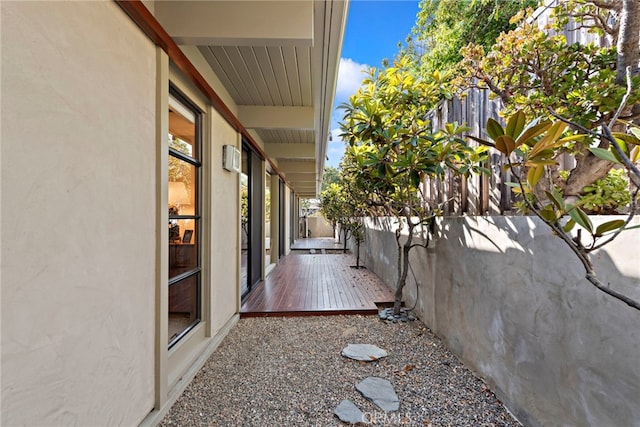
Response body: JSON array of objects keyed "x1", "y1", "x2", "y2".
[{"x1": 222, "y1": 145, "x2": 241, "y2": 173}]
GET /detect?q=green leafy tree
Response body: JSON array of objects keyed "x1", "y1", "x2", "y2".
[
  {"x1": 456, "y1": 2, "x2": 640, "y2": 198},
  {"x1": 340, "y1": 60, "x2": 489, "y2": 314},
  {"x1": 320, "y1": 183, "x2": 343, "y2": 240},
  {"x1": 472, "y1": 110, "x2": 640, "y2": 310},
  {"x1": 338, "y1": 166, "x2": 369, "y2": 265},
  {"x1": 320, "y1": 178, "x2": 368, "y2": 259},
  {"x1": 401, "y1": 0, "x2": 537, "y2": 74},
  {"x1": 577, "y1": 169, "x2": 631, "y2": 214},
  {"x1": 321, "y1": 166, "x2": 341, "y2": 193}
]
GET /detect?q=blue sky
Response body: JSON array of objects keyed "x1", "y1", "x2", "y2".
[{"x1": 326, "y1": 0, "x2": 421, "y2": 168}]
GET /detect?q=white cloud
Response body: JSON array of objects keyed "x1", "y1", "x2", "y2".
[
  {"x1": 325, "y1": 128, "x2": 347, "y2": 167},
  {"x1": 326, "y1": 58, "x2": 370, "y2": 168},
  {"x1": 330, "y1": 128, "x2": 343, "y2": 142},
  {"x1": 335, "y1": 57, "x2": 369, "y2": 100}
]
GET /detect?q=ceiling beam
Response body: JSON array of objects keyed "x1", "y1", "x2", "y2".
[
  {"x1": 265, "y1": 142, "x2": 315, "y2": 159},
  {"x1": 279, "y1": 162, "x2": 315, "y2": 174},
  {"x1": 238, "y1": 106, "x2": 314, "y2": 130},
  {"x1": 290, "y1": 186, "x2": 317, "y2": 194},
  {"x1": 155, "y1": 1, "x2": 313, "y2": 47},
  {"x1": 280, "y1": 172, "x2": 317, "y2": 181}
]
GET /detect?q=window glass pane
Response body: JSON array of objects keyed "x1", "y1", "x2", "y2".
[
  {"x1": 169, "y1": 95, "x2": 197, "y2": 158},
  {"x1": 169, "y1": 221, "x2": 198, "y2": 279},
  {"x1": 168, "y1": 274, "x2": 199, "y2": 345},
  {"x1": 168, "y1": 160, "x2": 196, "y2": 213},
  {"x1": 241, "y1": 151, "x2": 249, "y2": 295},
  {"x1": 265, "y1": 172, "x2": 271, "y2": 267},
  {"x1": 168, "y1": 88, "x2": 200, "y2": 348}
]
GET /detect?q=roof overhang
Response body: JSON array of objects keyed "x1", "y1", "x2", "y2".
[{"x1": 154, "y1": 0, "x2": 348, "y2": 197}]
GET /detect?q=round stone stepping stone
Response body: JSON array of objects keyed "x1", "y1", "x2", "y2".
[
  {"x1": 356, "y1": 377, "x2": 399, "y2": 412},
  {"x1": 334, "y1": 399, "x2": 365, "y2": 424},
  {"x1": 342, "y1": 344, "x2": 388, "y2": 361}
]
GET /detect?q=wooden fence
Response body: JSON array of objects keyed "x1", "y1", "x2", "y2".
[{"x1": 422, "y1": 0, "x2": 606, "y2": 215}]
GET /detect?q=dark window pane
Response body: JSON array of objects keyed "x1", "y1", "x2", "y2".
[
  {"x1": 168, "y1": 274, "x2": 200, "y2": 345},
  {"x1": 169, "y1": 220, "x2": 198, "y2": 279}
]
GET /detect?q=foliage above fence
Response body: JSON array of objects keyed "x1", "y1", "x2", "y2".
[{"x1": 422, "y1": 0, "x2": 639, "y2": 216}]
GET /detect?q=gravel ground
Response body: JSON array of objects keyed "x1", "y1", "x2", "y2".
[{"x1": 160, "y1": 315, "x2": 521, "y2": 427}]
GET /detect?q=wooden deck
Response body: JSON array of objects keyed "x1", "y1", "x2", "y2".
[
  {"x1": 290, "y1": 237, "x2": 344, "y2": 251},
  {"x1": 240, "y1": 253, "x2": 395, "y2": 317}
]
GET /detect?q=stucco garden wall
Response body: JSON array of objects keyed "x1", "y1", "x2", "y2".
[
  {"x1": 308, "y1": 216, "x2": 334, "y2": 238},
  {"x1": 354, "y1": 216, "x2": 640, "y2": 427},
  {"x1": 1, "y1": 2, "x2": 157, "y2": 425}
]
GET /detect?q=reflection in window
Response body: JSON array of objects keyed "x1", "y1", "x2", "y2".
[
  {"x1": 265, "y1": 171, "x2": 272, "y2": 268},
  {"x1": 240, "y1": 150, "x2": 249, "y2": 296},
  {"x1": 168, "y1": 90, "x2": 201, "y2": 348}
]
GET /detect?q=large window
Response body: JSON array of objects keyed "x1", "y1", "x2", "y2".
[
  {"x1": 168, "y1": 88, "x2": 201, "y2": 348},
  {"x1": 265, "y1": 171, "x2": 272, "y2": 268},
  {"x1": 240, "y1": 149, "x2": 249, "y2": 296}
]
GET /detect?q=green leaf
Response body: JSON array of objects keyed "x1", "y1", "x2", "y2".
[
  {"x1": 595, "y1": 220, "x2": 625, "y2": 236},
  {"x1": 612, "y1": 138, "x2": 630, "y2": 162},
  {"x1": 486, "y1": 118, "x2": 505, "y2": 140},
  {"x1": 567, "y1": 206, "x2": 593, "y2": 233},
  {"x1": 410, "y1": 170, "x2": 421, "y2": 188},
  {"x1": 528, "y1": 149, "x2": 556, "y2": 161},
  {"x1": 495, "y1": 135, "x2": 516, "y2": 154},
  {"x1": 515, "y1": 120, "x2": 552, "y2": 147},
  {"x1": 385, "y1": 163, "x2": 395, "y2": 177},
  {"x1": 527, "y1": 165, "x2": 544, "y2": 188},
  {"x1": 505, "y1": 111, "x2": 526, "y2": 139},
  {"x1": 529, "y1": 121, "x2": 567, "y2": 157},
  {"x1": 629, "y1": 127, "x2": 640, "y2": 140},
  {"x1": 588, "y1": 147, "x2": 621, "y2": 164},
  {"x1": 557, "y1": 134, "x2": 585, "y2": 143},
  {"x1": 445, "y1": 122, "x2": 454, "y2": 135},
  {"x1": 468, "y1": 135, "x2": 495, "y2": 148},
  {"x1": 539, "y1": 206, "x2": 557, "y2": 222},
  {"x1": 505, "y1": 181, "x2": 529, "y2": 193},
  {"x1": 612, "y1": 133, "x2": 640, "y2": 146},
  {"x1": 545, "y1": 190, "x2": 565, "y2": 211},
  {"x1": 377, "y1": 163, "x2": 386, "y2": 177},
  {"x1": 563, "y1": 218, "x2": 576, "y2": 233}
]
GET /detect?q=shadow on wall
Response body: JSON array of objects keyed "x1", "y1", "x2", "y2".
[{"x1": 355, "y1": 215, "x2": 640, "y2": 427}]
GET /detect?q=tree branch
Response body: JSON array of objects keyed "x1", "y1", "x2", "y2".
[
  {"x1": 507, "y1": 157, "x2": 640, "y2": 311},
  {"x1": 590, "y1": 186, "x2": 639, "y2": 250}
]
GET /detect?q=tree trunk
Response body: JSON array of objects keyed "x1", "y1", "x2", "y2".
[
  {"x1": 356, "y1": 240, "x2": 361, "y2": 268},
  {"x1": 563, "y1": 147, "x2": 613, "y2": 197},
  {"x1": 615, "y1": 0, "x2": 640, "y2": 86},
  {"x1": 393, "y1": 223, "x2": 414, "y2": 315},
  {"x1": 342, "y1": 229, "x2": 349, "y2": 253}
]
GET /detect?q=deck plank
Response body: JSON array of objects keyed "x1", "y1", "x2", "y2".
[{"x1": 240, "y1": 253, "x2": 395, "y2": 317}]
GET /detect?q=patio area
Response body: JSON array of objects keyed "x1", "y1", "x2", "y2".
[
  {"x1": 291, "y1": 237, "x2": 346, "y2": 251},
  {"x1": 159, "y1": 315, "x2": 520, "y2": 426},
  {"x1": 241, "y1": 243, "x2": 395, "y2": 316}
]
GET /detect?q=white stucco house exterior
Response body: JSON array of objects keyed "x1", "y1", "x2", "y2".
[{"x1": 1, "y1": 1, "x2": 348, "y2": 424}]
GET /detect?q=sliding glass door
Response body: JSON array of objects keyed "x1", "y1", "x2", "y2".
[{"x1": 241, "y1": 144, "x2": 263, "y2": 297}]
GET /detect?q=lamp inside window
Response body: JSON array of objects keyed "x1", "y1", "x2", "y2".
[{"x1": 169, "y1": 181, "x2": 192, "y2": 242}]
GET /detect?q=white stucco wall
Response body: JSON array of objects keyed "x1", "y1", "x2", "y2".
[
  {"x1": 1, "y1": 2, "x2": 156, "y2": 425},
  {"x1": 357, "y1": 216, "x2": 640, "y2": 427},
  {"x1": 308, "y1": 216, "x2": 334, "y2": 238},
  {"x1": 209, "y1": 111, "x2": 241, "y2": 334}
]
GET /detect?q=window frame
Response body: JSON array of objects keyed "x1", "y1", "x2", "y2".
[{"x1": 167, "y1": 85, "x2": 203, "y2": 349}]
